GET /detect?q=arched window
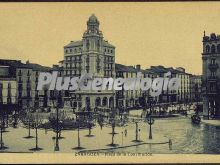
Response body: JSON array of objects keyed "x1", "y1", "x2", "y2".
[
  {"x1": 86, "y1": 40, "x2": 90, "y2": 51},
  {"x1": 206, "y1": 45, "x2": 210, "y2": 53},
  {"x1": 217, "y1": 44, "x2": 220, "y2": 53},
  {"x1": 211, "y1": 45, "x2": 216, "y2": 53},
  {"x1": 102, "y1": 97, "x2": 107, "y2": 106},
  {"x1": 95, "y1": 97, "x2": 101, "y2": 107},
  {"x1": 97, "y1": 40, "x2": 100, "y2": 51}
]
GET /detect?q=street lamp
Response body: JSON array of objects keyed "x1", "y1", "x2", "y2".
[
  {"x1": 53, "y1": 92, "x2": 62, "y2": 152},
  {"x1": 54, "y1": 106, "x2": 60, "y2": 151},
  {"x1": 131, "y1": 118, "x2": 142, "y2": 143},
  {"x1": 145, "y1": 96, "x2": 155, "y2": 140}
]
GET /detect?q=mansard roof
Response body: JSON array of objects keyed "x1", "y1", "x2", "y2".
[
  {"x1": 64, "y1": 41, "x2": 83, "y2": 48},
  {"x1": 103, "y1": 40, "x2": 115, "y2": 48},
  {"x1": 115, "y1": 63, "x2": 138, "y2": 73}
]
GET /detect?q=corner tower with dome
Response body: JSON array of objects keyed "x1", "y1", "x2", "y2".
[{"x1": 63, "y1": 14, "x2": 116, "y2": 112}]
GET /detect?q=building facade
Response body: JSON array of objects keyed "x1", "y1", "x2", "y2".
[
  {"x1": 202, "y1": 32, "x2": 220, "y2": 119},
  {"x1": 190, "y1": 75, "x2": 202, "y2": 103},
  {"x1": 0, "y1": 64, "x2": 17, "y2": 111},
  {"x1": 63, "y1": 14, "x2": 115, "y2": 112},
  {"x1": 0, "y1": 59, "x2": 54, "y2": 110}
]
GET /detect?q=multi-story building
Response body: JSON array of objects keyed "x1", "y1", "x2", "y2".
[
  {"x1": 202, "y1": 32, "x2": 220, "y2": 119},
  {"x1": 0, "y1": 59, "x2": 52, "y2": 109},
  {"x1": 175, "y1": 67, "x2": 191, "y2": 103},
  {"x1": 63, "y1": 14, "x2": 115, "y2": 112},
  {"x1": 190, "y1": 75, "x2": 202, "y2": 103},
  {"x1": 115, "y1": 64, "x2": 143, "y2": 109},
  {"x1": 0, "y1": 64, "x2": 17, "y2": 111}
]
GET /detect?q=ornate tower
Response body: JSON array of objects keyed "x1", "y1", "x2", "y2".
[
  {"x1": 82, "y1": 14, "x2": 104, "y2": 77},
  {"x1": 63, "y1": 14, "x2": 116, "y2": 110},
  {"x1": 202, "y1": 32, "x2": 220, "y2": 119}
]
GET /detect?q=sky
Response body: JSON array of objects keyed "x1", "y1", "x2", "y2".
[{"x1": 0, "y1": 2, "x2": 220, "y2": 75}]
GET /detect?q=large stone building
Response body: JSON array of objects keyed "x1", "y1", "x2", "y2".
[
  {"x1": 202, "y1": 32, "x2": 220, "y2": 119},
  {"x1": 0, "y1": 59, "x2": 57, "y2": 110},
  {"x1": 190, "y1": 75, "x2": 202, "y2": 103},
  {"x1": 63, "y1": 14, "x2": 115, "y2": 112},
  {"x1": 0, "y1": 64, "x2": 17, "y2": 111}
]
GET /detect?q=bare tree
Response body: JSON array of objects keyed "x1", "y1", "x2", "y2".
[
  {"x1": 29, "y1": 110, "x2": 43, "y2": 151},
  {"x1": 19, "y1": 107, "x2": 35, "y2": 139}
]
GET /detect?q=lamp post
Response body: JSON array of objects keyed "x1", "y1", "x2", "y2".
[
  {"x1": 53, "y1": 92, "x2": 63, "y2": 152},
  {"x1": 131, "y1": 118, "x2": 142, "y2": 143},
  {"x1": 54, "y1": 106, "x2": 59, "y2": 151},
  {"x1": 146, "y1": 96, "x2": 155, "y2": 140}
]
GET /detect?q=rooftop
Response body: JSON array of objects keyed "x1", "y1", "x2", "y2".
[{"x1": 0, "y1": 59, "x2": 51, "y2": 71}]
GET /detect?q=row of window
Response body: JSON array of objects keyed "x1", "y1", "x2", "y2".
[
  {"x1": 65, "y1": 47, "x2": 82, "y2": 54},
  {"x1": 65, "y1": 70, "x2": 81, "y2": 75},
  {"x1": 65, "y1": 56, "x2": 82, "y2": 61},
  {"x1": 65, "y1": 47, "x2": 114, "y2": 54},
  {"x1": 0, "y1": 83, "x2": 12, "y2": 89},
  {"x1": 104, "y1": 48, "x2": 114, "y2": 54},
  {"x1": 104, "y1": 56, "x2": 114, "y2": 62},
  {"x1": 205, "y1": 44, "x2": 220, "y2": 53},
  {"x1": 104, "y1": 71, "x2": 113, "y2": 77}
]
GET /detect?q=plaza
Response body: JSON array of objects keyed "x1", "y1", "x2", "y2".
[{"x1": 0, "y1": 102, "x2": 219, "y2": 154}]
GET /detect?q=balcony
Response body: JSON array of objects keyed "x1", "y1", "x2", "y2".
[
  {"x1": 208, "y1": 76, "x2": 218, "y2": 82},
  {"x1": 209, "y1": 63, "x2": 219, "y2": 71},
  {"x1": 207, "y1": 90, "x2": 218, "y2": 95}
]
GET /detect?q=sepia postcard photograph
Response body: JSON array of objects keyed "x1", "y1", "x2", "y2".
[{"x1": 0, "y1": 1, "x2": 220, "y2": 164}]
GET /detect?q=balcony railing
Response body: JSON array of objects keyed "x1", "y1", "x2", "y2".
[
  {"x1": 208, "y1": 76, "x2": 218, "y2": 81},
  {"x1": 207, "y1": 90, "x2": 218, "y2": 95},
  {"x1": 209, "y1": 63, "x2": 219, "y2": 70}
]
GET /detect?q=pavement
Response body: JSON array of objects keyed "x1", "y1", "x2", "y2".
[
  {"x1": 0, "y1": 120, "x2": 170, "y2": 153},
  {"x1": 201, "y1": 119, "x2": 220, "y2": 126}
]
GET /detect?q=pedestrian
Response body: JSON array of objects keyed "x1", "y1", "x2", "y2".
[{"x1": 124, "y1": 129, "x2": 127, "y2": 137}]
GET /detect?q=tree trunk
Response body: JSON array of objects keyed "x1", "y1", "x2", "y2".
[
  {"x1": 35, "y1": 127, "x2": 38, "y2": 149},
  {"x1": 28, "y1": 121, "x2": 31, "y2": 137},
  {"x1": 135, "y1": 122, "x2": 138, "y2": 141}
]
